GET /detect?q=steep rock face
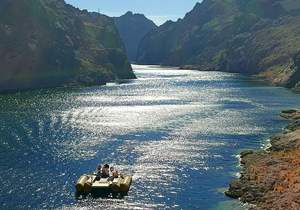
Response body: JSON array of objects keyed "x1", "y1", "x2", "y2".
[
  {"x1": 0, "y1": 0, "x2": 135, "y2": 91},
  {"x1": 114, "y1": 12, "x2": 157, "y2": 61},
  {"x1": 137, "y1": 0, "x2": 300, "y2": 88},
  {"x1": 286, "y1": 52, "x2": 300, "y2": 89}
]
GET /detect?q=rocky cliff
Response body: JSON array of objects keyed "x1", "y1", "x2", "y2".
[
  {"x1": 286, "y1": 51, "x2": 300, "y2": 89},
  {"x1": 137, "y1": 0, "x2": 300, "y2": 88},
  {"x1": 114, "y1": 12, "x2": 157, "y2": 62},
  {"x1": 0, "y1": 0, "x2": 135, "y2": 91}
]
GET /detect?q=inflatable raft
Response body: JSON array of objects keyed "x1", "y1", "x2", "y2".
[{"x1": 75, "y1": 174, "x2": 132, "y2": 197}]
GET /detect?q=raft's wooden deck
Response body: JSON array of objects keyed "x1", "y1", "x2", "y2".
[{"x1": 92, "y1": 177, "x2": 121, "y2": 189}]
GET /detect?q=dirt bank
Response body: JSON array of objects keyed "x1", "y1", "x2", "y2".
[{"x1": 226, "y1": 109, "x2": 300, "y2": 210}]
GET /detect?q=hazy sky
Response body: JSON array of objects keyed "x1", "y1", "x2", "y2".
[{"x1": 65, "y1": 0, "x2": 201, "y2": 25}]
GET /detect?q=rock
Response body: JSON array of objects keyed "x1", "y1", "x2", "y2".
[
  {"x1": 286, "y1": 121, "x2": 300, "y2": 132},
  {"x1": 282, "y1": 109, "x2": 298, "y2": 114},
  {"x1": 226, "y1": 108, "x2": 300, "y2": 209},
  {"x1": 225, "y1": 179, "x2": 244, "y2": 198},
  {"x1": 270, "y1": 129, "x2": 300, "y2": 151},
  {"x1": 241, "y1": 192, "x2": 256, "y2": 203},
  {"x1": 281, "y1": 109, "x2": 300, "y2": 120},
  {"x1": 240, "y1": 150, "x2": 254, "y2": 159}
]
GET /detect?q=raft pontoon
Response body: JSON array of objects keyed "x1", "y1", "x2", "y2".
[{"x1": 75, "y1": 174, "x2": 132, "y2": 197}]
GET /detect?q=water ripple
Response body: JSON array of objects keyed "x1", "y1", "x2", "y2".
[{"x1": 1, "y1": 65, "x2": 300, "y2": 210}]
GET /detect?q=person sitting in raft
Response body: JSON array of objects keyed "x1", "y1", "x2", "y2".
[
  {"x1": 94, "y1": 164, "x2": 102, "y2": 181},
  {"x1": 107, "y1": 166, "x2": 119, "y2": 181},
  {"x1": 110, "y1": 166, "x2": 119, "y2": 178},
  {"x1": 101, "y1": 164, "x2": 110, "y2": 178},
  {"x1": 96, "y1": 164, "x2": 102, "y2": 174}
]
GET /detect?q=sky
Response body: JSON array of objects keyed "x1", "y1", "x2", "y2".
[{"x1": 65, "y1": 0, "x2": 201, "y2": 25}]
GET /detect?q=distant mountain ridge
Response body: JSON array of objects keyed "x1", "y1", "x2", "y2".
[
  {"x1": 0, "y1": 0, "x2": 135, "y2": 92},
  {"x1": 114, "y1": 11, "x2": 157, "y2": 62},
  {"x1": 137, "y1": 0, "x2": 300, "y2": 88}
]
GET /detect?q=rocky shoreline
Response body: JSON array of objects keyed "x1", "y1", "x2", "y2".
[{"x1": 226, "y1": 109, "x2": 300, "y2": 210}]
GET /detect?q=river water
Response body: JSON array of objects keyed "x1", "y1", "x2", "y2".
[{"x1": 0, "y1": 65, "x2": 300, "y2": 210}]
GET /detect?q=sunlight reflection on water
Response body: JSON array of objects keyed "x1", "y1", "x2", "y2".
[{"x1": 1, "y1": 65, "x2": 300, "y2": 209}]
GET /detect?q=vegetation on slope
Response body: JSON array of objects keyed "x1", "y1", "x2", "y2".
[
  {"x1": 137, "y1": 0, "x2": 300, "y2": 88},
  {"x1": 0, "y1": 0, "x2": 135, "y2": 91}
]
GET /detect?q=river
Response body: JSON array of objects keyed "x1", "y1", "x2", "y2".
[{"x1": 1, "y1": 65, "x2": 300, "y2": 210}]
